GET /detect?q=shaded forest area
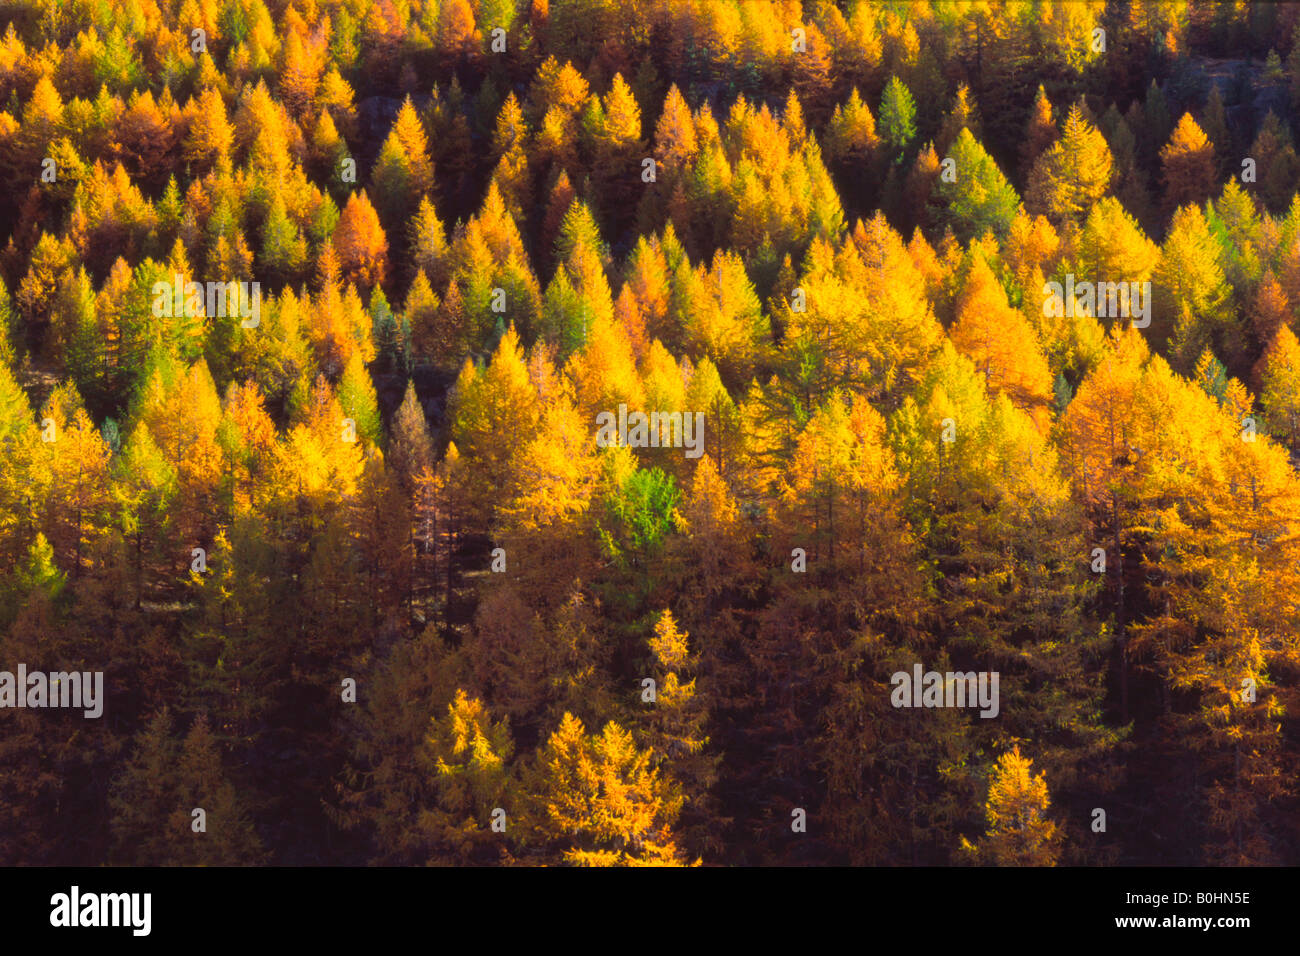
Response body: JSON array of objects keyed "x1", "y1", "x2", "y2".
[{"x1": 2, "y1": 0, "x2": 1300, "y2": 866}]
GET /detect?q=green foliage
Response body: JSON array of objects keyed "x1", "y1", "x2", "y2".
[
  {"x1": 878, "y1": 76, "x2": 917, "y2": 162},
  {"x1": 597, "y1": 452, "x2": 681, "y2": 569},
  {"x1": 931, "y1": 129, "x2": 1021, "y2": 240}
]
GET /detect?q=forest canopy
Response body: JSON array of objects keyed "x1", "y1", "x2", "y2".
[{"x1": 1, "y1": 0, "x2": 1299, "y2": 867}]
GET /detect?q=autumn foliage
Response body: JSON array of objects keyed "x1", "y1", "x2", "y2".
[{"x1": 1, "y1": 0, "x2": 1300, "y2": 869}]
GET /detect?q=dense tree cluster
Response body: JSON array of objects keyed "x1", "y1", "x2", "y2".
[{"x1": 2, "y1": 0, "x2": 1300, "y2": 865}]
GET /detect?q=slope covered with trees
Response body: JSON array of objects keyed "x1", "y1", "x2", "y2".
[{"x1": 1, "y1": 0, "x2": 1300, "y2": 866}]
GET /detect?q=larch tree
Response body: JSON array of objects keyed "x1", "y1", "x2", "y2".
[
  {"x1": 592, "y1": 73, "x2": 643, "y2": 236},
  {"x1": 1025, "y1": 105, "x2": 1113, "y2": 225},
  {"x1": 259, "y1": 193, "x2": 308, "y2": 285},
  {"x1": 526, "y1": 712, "x2": 692, "y2": 866},
  {"x1": 1020, "y1": 85, "x2": 1057, "y2": 180},
  {"x1": 333, "y1": 191, "x2": 389, "y2": 291},
  {"x1": 372, "y1": 97, "x2": 436, "y2": 231},
  {"x1": 1073, "y1": 196, "x2": 1160, "y2": 291},
  {"x1": 33, "y1": 382, "x2": 112, "y2": 581},
  {"x1": 491, "y1": 94, "x2": 531, "y2": 222},
  {"x1": 1160, "y1": 113, "x2": 1217, "y2": 217},
  {"x1": 775, "y1": 216, "x2": 943, "y2": 416},
  {"x1": 935, "y1": 83, "x2": 981, "y2": 157},
  {"x1": 668, "y1": 452, "x2": 754, "y2": 605},
  {"x1": 1259, "y1": 325, "x2": 1300, "y2": 450},
  {"x1": 877, "y1": 75, "x2": 916, "y2": 164},
  {"x1": 770, "y1": 390, "x2": 907, "y2": 575},
  {"x1": 823, "y1": 88, "x2": 882, "y2": 215},
  {"x1": 1154, "y1": 203, "x2": 1238, "y2": 372},
  {"x1": 446, "y1": 327, "x2": 543, "y2": 527},
  {"x1": 337, "y1": 352, "x2": 382, "y2": 448},
  {"x1": 676, "y1": 248, "x2": 768, "y2": 386},
  {"x1": 408, "y1": 197, "x2": 450, "y2": 292},
  {"x1": 420, "y1": 689, "x2": 516, "y2": 864},
  {"x1": 950, "y1": 254, "x2": 1054, "y2": 430},
  {"x1": 639, "y1": 609, "x2": 719, "y2": 856},
  {"x1": 931, "y1": 128, "x2": 1020, "y2": 241},
  {"x1": 388, "y1": 381, "x2": 433, "y2": 496},
  {"x1": 185, "y1": 86, "x2": 235, "y2": 173},
  {"x1": 495, "y1": 389, "x2": 599, "y2": 569},
  {"x1": 0, "y1": 358, "x2": 32, "y2": 567},
  {"x1": 960, "y1": 746, "x2": 1061, "y2": 866}
]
